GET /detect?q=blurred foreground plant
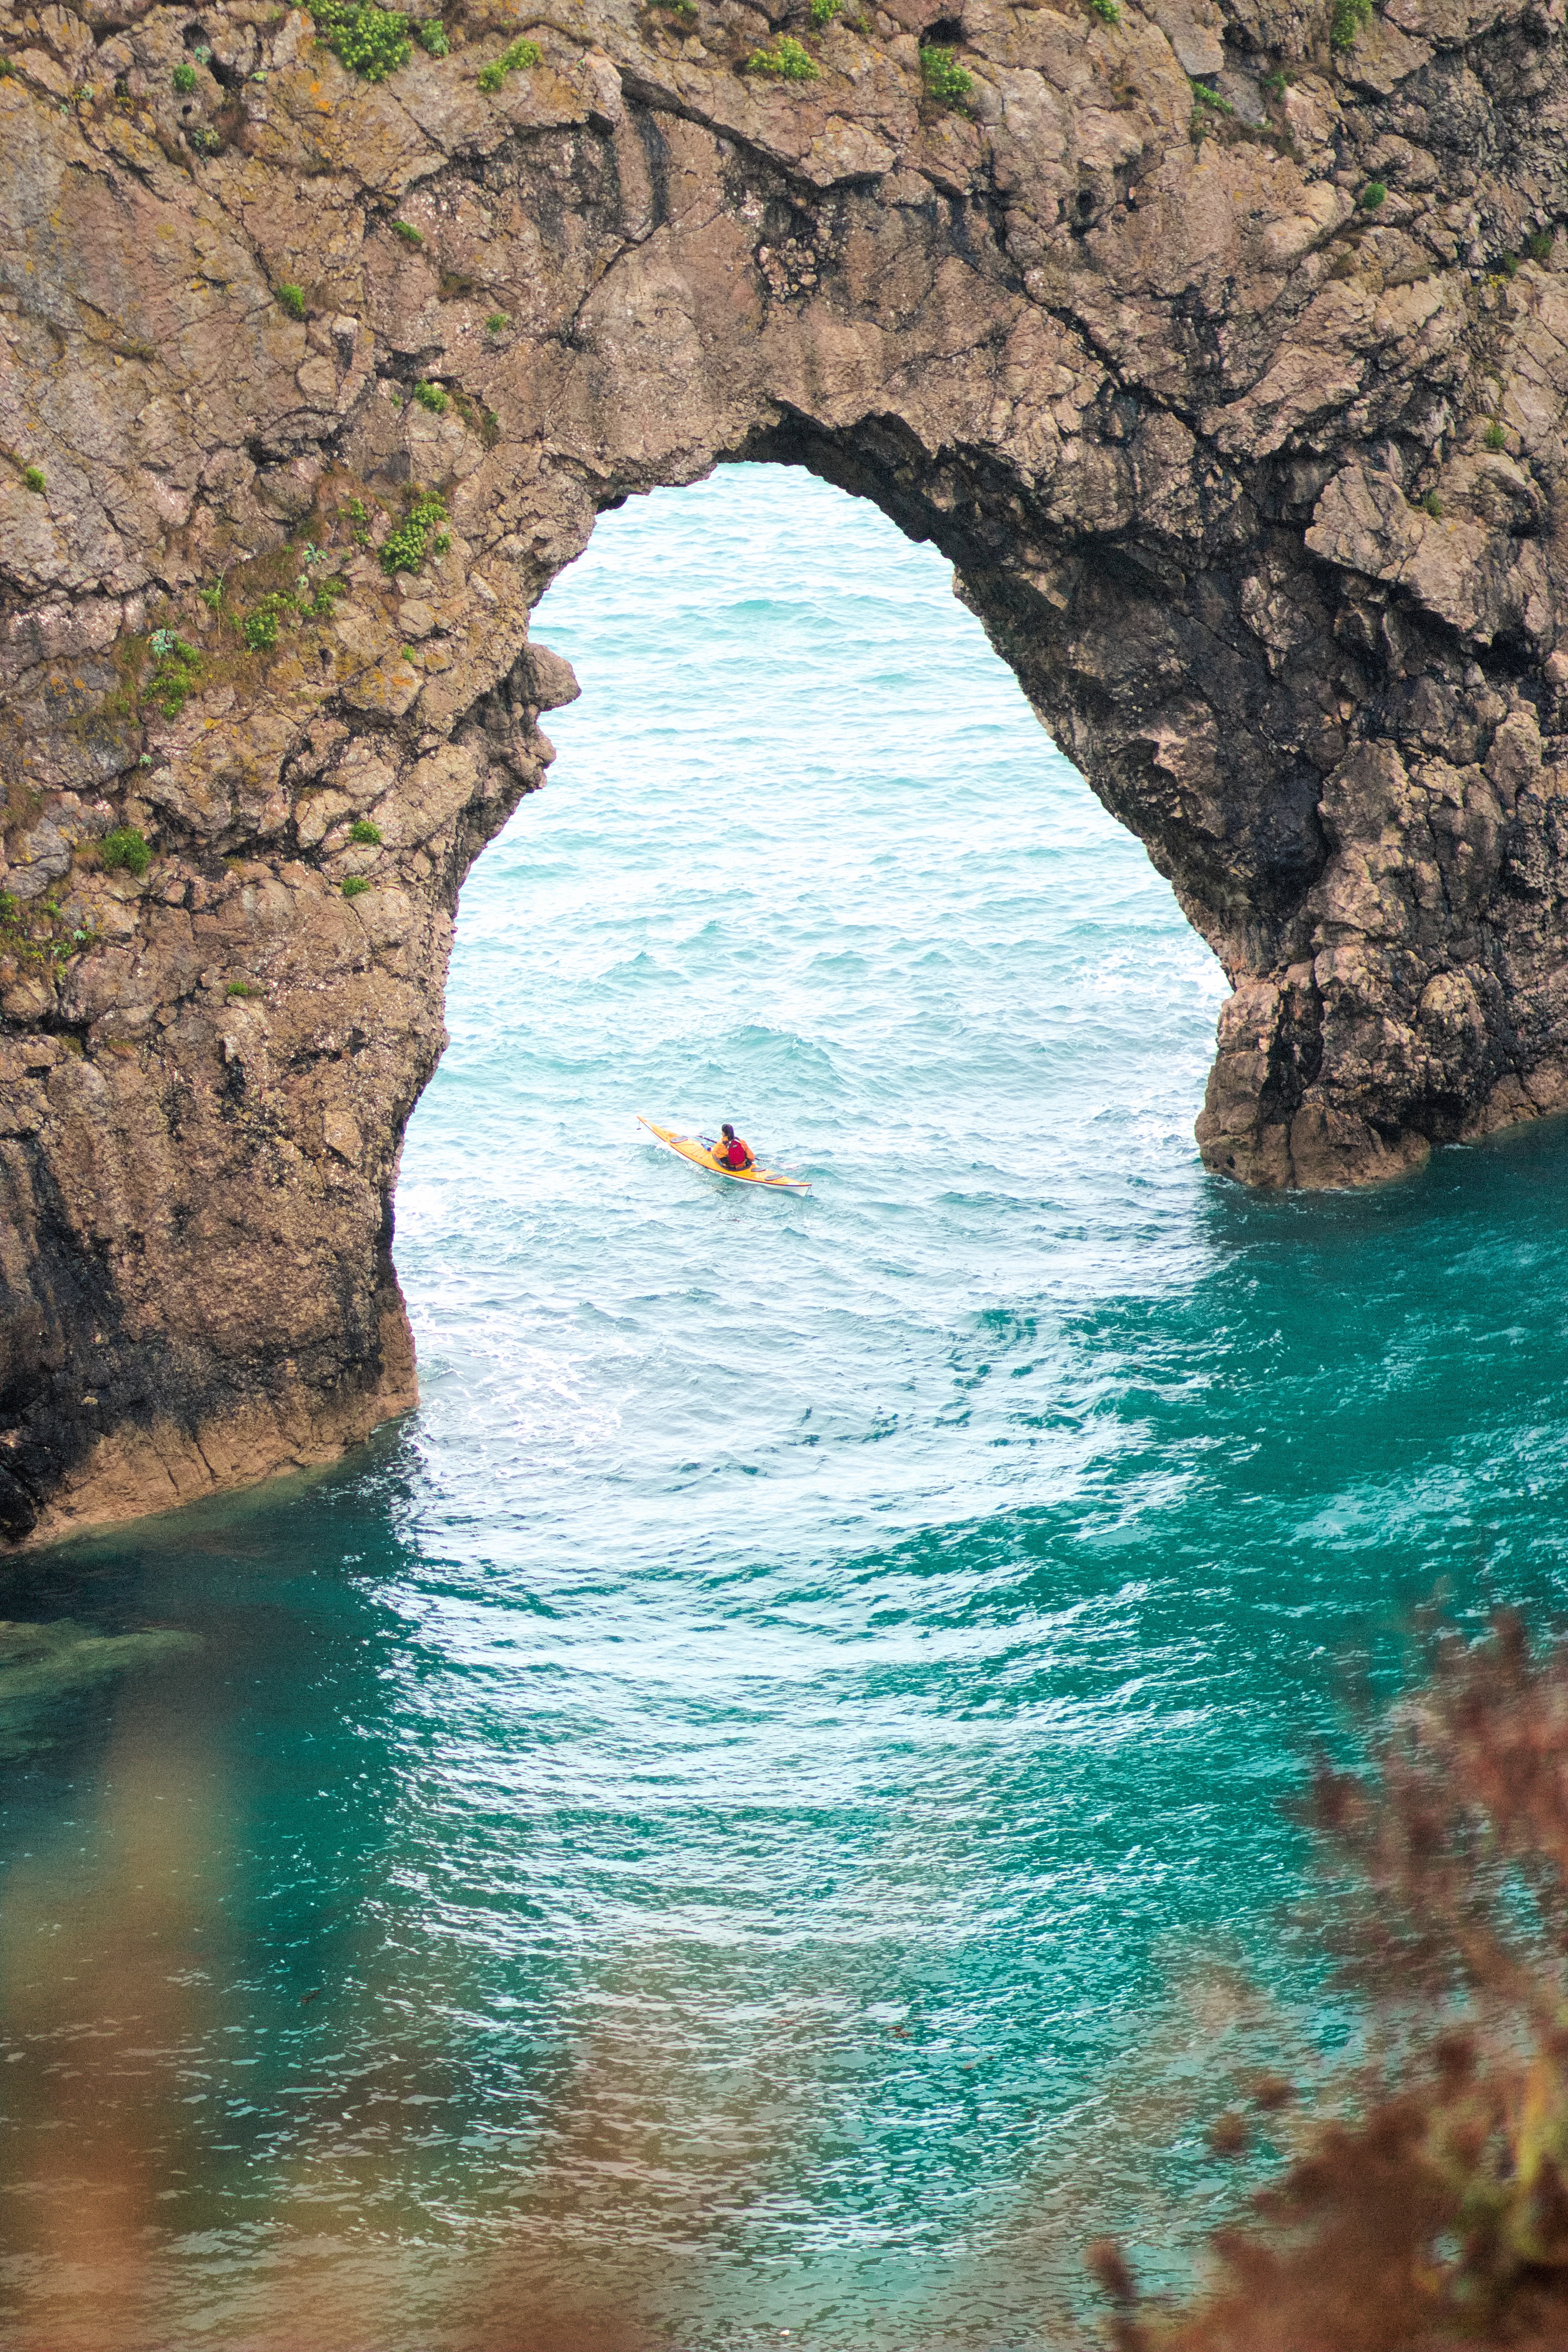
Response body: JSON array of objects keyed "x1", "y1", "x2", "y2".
[{"x1": 1097, "y1": 1615, "x2": 1568, "y2": 2352}]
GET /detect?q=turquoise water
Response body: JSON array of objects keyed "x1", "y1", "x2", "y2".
[{"x1": 3, "y1": 466, "x2": 1568, "y2": 2351}]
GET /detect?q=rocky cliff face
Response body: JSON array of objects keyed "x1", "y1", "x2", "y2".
[{"x1": 3, "y1": 0, "x2": 1568, "y2": 1542}]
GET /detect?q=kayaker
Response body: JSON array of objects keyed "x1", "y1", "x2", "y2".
[{"x1": 714, "y1": 1123, "x2": 755, "y2": 1171}]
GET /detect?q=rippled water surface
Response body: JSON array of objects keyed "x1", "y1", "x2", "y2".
[{"x1": 4, "y1": 466, "x2": 1568, "y2": 2352}]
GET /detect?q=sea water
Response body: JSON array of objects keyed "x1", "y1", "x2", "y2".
[{"x1": 3, "y1": 466, "x2": 1568, "y2": 2352}]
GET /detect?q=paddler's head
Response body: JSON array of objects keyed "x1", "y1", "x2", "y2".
[{"x1": 720, "y1": 1124, "x2": 735, "y2": 1143}]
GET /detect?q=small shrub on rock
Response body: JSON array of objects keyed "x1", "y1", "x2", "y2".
[
  {"x1": 477, "y1": 35, "x2": 540, "y2": 89},
  {"x1": 1088, "y1": 0, "x2": 1121, "y2": 22},
  {"x1": 1329, "y1": 0, "x2": 1372, "y2": 44},
  {"x1": 172, "y1": 59, "x2": 198, "y2": 90},
  {"x1": 416, "y1": 19, "x2": 449, "y2": 53},
  {"x1": 1526, "y1": 227, "x2": 1555, "y2": 262},
  {"x1": 341, "y1": 875, "x2": 371, "y2": 898},
  {"x1": 307, "y1": 0, "x2": 412, "y2": 78},
  {"x1": 808, "y1": 0, "x2": 840, "y2": 25},
  {"x1": 485, "y1": 310, "x2": 510, "y2": 333},
  {"x1": 748, "y1": 34, "x2": 818, "y2": 76},
  {"x1": 22, "y1": 465, "x2": 45, "y2": 494},
  {"x1": 379, "y1": 490, "x2": 449, "y2": 576},
  {"x1": 276, "y1": 280, "x2": 307, "y2": 319},
  {"x1": 919, "y1": 43, "x2": 973, "y2": 102},
  {"x1": 413, "y1": 379, "x2": 449, "y2": 413},
  {"x1": 101, "y1": 825, "x2": 152, "y2": 877},
  {"x1": 1484, "y1": 417, "x2": 1507, "y2": 449},
  {"x1": 1359, "y1": 178, "x2": 1387, "y2": 208},
  {"x1": 304, "y1": 573, "x2": 347, "y2": 620},
  {"x1": 392, "y1": 218, "x2": 423, "y2": 245},
  {"x1": 241, "y1": 592, "x2": 298, "y2": 652},
  {"x1": 147, "y1": 629, "x2": 201, "y2": 717},
  {"x1": 349, "y1": 818, "x2": 383, "y2": 844}
]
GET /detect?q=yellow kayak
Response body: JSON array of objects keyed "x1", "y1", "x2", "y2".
[{"x1": 637, "y1": 1116, "x2": 811, "y2": 1195}]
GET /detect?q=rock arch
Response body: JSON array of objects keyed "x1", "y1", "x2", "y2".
[{"x1": 4, "y1": 0, "x2": 1568, "y2": 1541}]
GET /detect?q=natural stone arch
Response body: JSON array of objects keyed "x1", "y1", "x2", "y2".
[{"x1": 4, "y1": 0, "x2": 1568, "y2": 1543}]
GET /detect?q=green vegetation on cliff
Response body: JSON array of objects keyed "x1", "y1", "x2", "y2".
[
  {"x1": 477, "y1": 36, "x2": 541, "y2": 91},
  {"x1": 100, "y1": 825, "x2": 152, "y2": 877},
  {"x1": 919, "y1": 43, "x2": 973, "y2": 103},
  {"x1": 379, "y1": 490, "x2": 450, "y2": 576},
  {"x1": 746, "y1": 34, "x2": 818, "y2": 78},
  {"x1": 305, "y1": 0, "x2": 412, "y2": 80}
]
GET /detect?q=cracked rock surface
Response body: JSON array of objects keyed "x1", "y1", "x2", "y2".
[{"x1": 4, "y1": 0, "x2": 1568, "y2": 1542}]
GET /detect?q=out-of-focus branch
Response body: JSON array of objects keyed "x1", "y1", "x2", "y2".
[{"x1": 1090, "y1": 1615, "x2": 1568, "y2": 2352}]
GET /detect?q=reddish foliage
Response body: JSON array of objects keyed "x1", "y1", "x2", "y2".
[{"x1": 1092, "y1": 1616, "x2": 1568, "y2": 2351}]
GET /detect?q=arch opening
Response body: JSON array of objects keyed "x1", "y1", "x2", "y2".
[{"x1": 393, "y1": 461, "x2": 1225, "y2": 1544}]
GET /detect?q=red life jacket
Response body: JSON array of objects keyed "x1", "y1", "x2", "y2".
[{"x1": 721, "y1": 1135, "x2": 754, "y2": 1169}]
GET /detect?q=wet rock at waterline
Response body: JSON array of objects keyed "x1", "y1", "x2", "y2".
[{"x1": 5, "y1": 0, "x2": 1568, "y2": 1541}]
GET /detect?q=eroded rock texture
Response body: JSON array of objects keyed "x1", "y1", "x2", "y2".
[{"x1": 3, "y1": 0, "x2": 1568, "y2": 1540}]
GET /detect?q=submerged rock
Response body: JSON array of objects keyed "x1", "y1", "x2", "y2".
[{"x1": 0, "y1": 1621, "x2": 203, "y2": 1754}]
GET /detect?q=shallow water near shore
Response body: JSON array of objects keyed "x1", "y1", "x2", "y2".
[{"x1": 3, "y1": 465, "x2": 1568, "y2": 2351}]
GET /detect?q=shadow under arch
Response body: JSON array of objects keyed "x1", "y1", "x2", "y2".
[{"x1": 740, "y1": 405, "x2": 1326, "y2": 971}]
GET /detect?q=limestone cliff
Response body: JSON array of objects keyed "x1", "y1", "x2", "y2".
[{"x1": 3, "y1": 0, "x2": 1567, "y2": 1542}]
